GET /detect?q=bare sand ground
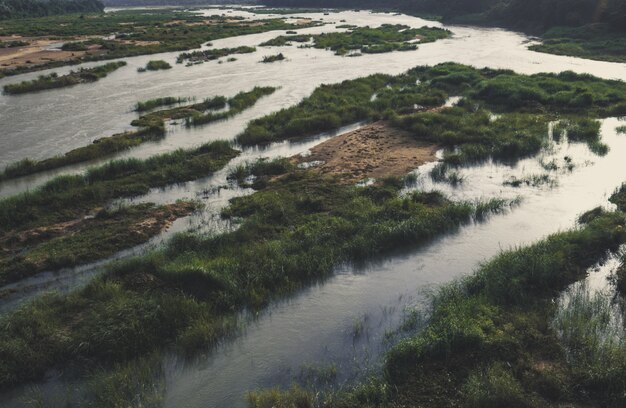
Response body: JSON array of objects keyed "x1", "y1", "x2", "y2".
[
  {"x1": 0, "y1": 37, "x2": 89, "y2": 69},
  {"x1": 296, "y1": 121, "x2": 438, "y2": 183}
]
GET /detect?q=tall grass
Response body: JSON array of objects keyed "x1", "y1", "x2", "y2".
[{"x1": 0, "y1": 167, "x2": 507, "y2": 391}]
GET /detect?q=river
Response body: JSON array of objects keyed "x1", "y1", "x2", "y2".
[{"x1": 1, "y1": 6, "x2": 626, "y2": 408}]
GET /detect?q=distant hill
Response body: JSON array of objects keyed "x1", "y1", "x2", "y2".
[{"x1": 0, "y1": 0, "x2": 104, "y2": 19}]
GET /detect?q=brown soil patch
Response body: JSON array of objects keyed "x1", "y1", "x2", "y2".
[
  {"x1": 296, "y1": 121, "x2": 438, "y2": 183},
  {"x1": 0, "y1": 38, "x2": 89, "y2": 69},
  {"x1": 0, "y1": 202, "x2": 194, "y2": 257},
  {"x1": 116, "y1": 39, "x2": 161, "y2": 46}
]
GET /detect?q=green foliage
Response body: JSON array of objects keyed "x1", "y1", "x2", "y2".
[
  {"x1": 176, "y1": 45, "x2": 256, "y2": 64},
  {"x1": 2, "y1": 61, "x2": 126, "y2": 94},
  {"x1": 0, "y1": 0, "x2": 103, "y2": 20},
  {"x1": 0, "y1": 202, "x2": 196, "y2": 286},
  {"x1": 0, "y1": 166, "x2": 502, "y2": 389},
  {"x1": 0, "y1": 140, "x2": 238, "y2": 234},
  {"x1": 310, "y1": 24, "x2": 450, "y2": 55},
  {"x1": 238, "y1": 63, "x2": 626, "y2": 147},
  {"x1": 247, "y1": 385, "x2": 314, "y2": 408},
  {"x1": 135, "y1": 96, "x2": 190, "y2": 112},
  {"x1": 0, "y1": 11, "x2": 314, "y2": 76},
  {"x1": 0, "y1": 88, "x2": 272, "y2": 180},
  {"x1": 530, "y1": 24, "x2": 626, "y2": 63},
  {"x1": 261, "y1": 53, "x2": 285, "y2": 63},
  {"x1": 188, "y1": 86, "x2": 277, "y2": 126},
  {"x1": 139, "y1": 59, "x2": 172, "y2": 72},
  {"x1": 463, "y1": 363, "x2": 529, "y2": 408},
  {"x1": 260, "y1": 24, "x2": 451, "y2": 56},
  {"x1": 395, "y1": 107, "x2": 548, "y2": 163},
  {"x1": 554, "y1": 283, "x2": 626, "y2": 404},
  {"x1": 377, "y1": 210, "x2": 626, "y2": 406},
  {"x1": 0, "y1": 127, "x2": 165, "y2": 181},
  {"x1": 260, "y1": 34, "x2": 311, "y2": 46}
]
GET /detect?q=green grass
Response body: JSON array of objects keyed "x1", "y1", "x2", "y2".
[
  {"x1": 260, "y1": 34, "x2": 312, "y2": 46},
  {"x1": 0, "y1": 127, "x2": 165, "y2": 181},
  {"x1": 188, "y1": 86, "x2": 277, "y2": 126},
  {"x1": 176, "y1": 45, "x2": 256, "y2": 64},
  {"x1": 260, "y1": 24, "x2": 451, "y2": 56},
  {"x1": 138, "y1": 60, "x2": 172, "y2": 72},
  {"x1": 323, "y1": 188, "x2": 626, "y2": 407},
  {"x1": 530, "y1": 24, "x2": 626, "y2": 64},
  {"x1": 0, "y1": 87, "x2": 273, "y2": 181},
  {"x1": 135, "y1": 96, "x2": 191, "y2": 112},
  {"x1": 0, "y1": 163, "x2": 507, "y2": 391},
  {"x1": 261, "y1": 53, "x2": 286, "y2": 63},
  {"x1": 0, "y1": 140, "x2": 239, "y2": 234},
  {"x1": 0, "y1": 201, "x2": 197, "y2": 286},
  {"x1": 237, "y1": 63, "x2": 626, "y2": 147},
  {"x1": 2, "y1": 61, "x2": 126, "y2": 94},
  {"x1": 0, "y1": 10, "x2": 318, "y2": 77}
]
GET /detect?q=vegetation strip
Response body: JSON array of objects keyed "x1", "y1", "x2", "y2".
[
  {"x1": 176, "y1": 45, "x2": 256, "y2": 65},
  {"x1": 2, "y1": 61, "x2": 126, "y2": 95},
  {"x1": 0, "y1": 201, "x2": 197, "y2": 287},
  {"x1": 260, "y1": 24, "x2": 451, "y2": 56},
  {"x1": 248, "y1": 187, "x2": 626, "y2": 407},
  {"x1": 0, "y1": 161, "x2": 506, "y2": 394},
  {"x1": 0, "y1": 140, "x2": 239, "y2": 285},
  {"x1": 137, "y1": 60, "x2": 172, "y2": 72},
  {"x1": 0, "y1": 87, "x2": 276, "y2": 181},
  {"x1": 0, "y1": 10, "x2": 318, "y2": 77},
  {"x1": 237, "y1": 63, "x2": 625, "y2": 164},
  {"x1": 529, "y1": 24, "x2": 626, "y2": 64}
]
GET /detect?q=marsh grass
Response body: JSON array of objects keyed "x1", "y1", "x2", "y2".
[
  {"x1": 141, "y1": 60, "x2": 172, "y2": 71},
  {"x1": 135, "y1": 96, "x2": 191, "y2": 112},
  {"x1": 3, "y1": 61, "x2": 126, "y2": 94},
  {"x1": 0, "y1": 11, "x2": 316, "y2": 76},
  {"x1": 261, "y1": 53, "x2": 286, "y2": 63},
  {"x1": 176, "y1": 46, "x2": 256, "y2": 64},
  {"x1": 0, "y1": 140, "x2": 238, "y2": 234},
  {"x1": 0, "y1": 165, "x2": 507, "y2": 391},
  {"x1": 0, "y1": 87, "x2": 271, "y2": 181},
  {"x1": 503, "y1": 173, "x2": 557, "y2": 188},
  {"x1": 247, "y1": 385, "x2": 313, "y2": 408},
  {"x1": 0, "y1": 201, "x2": 197, "y2": 286},
  {"x1": 530, "y1": 25, "x2": 626, "y2": 64},
  {"x1": 330, "y1": 205, "x2": 626, "y2": 407},
  {"x1": 238, "y1": 63, "x2": 625, "y2": 150}
]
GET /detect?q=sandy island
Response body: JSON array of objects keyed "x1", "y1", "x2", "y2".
[{"x1": 296, "y1": 121, "x2": 439, "y2": 183}]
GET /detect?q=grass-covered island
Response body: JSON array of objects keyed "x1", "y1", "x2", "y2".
[
  {"x1": 261, "y1": 53, "x2": 286, "y2": 63},
  {"x1": 260, "y1": 24, "x2": 452, "y2": 55},
  {"x1": 2, "y1": 61, "x2": 126, "y2": 95},
  {"x1": 0, "y1": 63, "x2": 625, "y2": 406},
  {"x1": 0, "y1": 87, "x2": 276, "y2": 181},
  {"x1": 0, "y1": 140, "x2": 239, "y2": 286},
  {"x1": 137, "y1": 60, "x2": 172, "y2": 72}
]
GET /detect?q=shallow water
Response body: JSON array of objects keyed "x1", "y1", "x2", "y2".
[{"x1": 2, "y1": 6, "x2": 626, "y2": 408}]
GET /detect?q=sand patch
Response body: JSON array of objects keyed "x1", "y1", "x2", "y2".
[
  {"x1": 0, "y1": 38, "x2": 90, "y2": 69},
  {"x1": 296, "y1": 121, "x2": 437, "y2": 183}
]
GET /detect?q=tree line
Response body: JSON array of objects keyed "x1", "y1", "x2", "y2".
[
  {"x1": 0, "y1": 0, "x2": 104, "y2": 20},
  {"x1": 263, "y1": 0, "x2": 626, "y2": 32}
]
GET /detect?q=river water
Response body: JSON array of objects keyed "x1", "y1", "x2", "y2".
[{"x1": 1, "y1": 6, "x2": 626, "y2": 408}]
